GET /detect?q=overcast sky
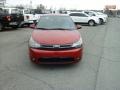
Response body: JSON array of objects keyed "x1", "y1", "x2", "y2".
[{"x1": 6, "y1": 0, "x2": 120, "y2": 10}]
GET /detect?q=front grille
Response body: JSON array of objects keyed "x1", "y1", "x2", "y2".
[
  {"x1": 41, "y1": 45, "x2": 53, "y2": 48},
  {"x1": 39, "y1": 57, "x2": 74, "y2": 63},
  {"x1": 39, "y1": 44, "x2": 73, "y2": 50}
]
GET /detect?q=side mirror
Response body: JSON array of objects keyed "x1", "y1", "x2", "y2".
[
  {"x1": 30, "y1": 24, "x2": 36, "y2": 29},
  {"x1": 76, "y1": 24, "x2": 82, "y2": 29}
]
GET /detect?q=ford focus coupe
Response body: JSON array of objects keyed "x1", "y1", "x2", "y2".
[{"x1": 29, "y1": 14, "x2": 83, "y2": 64}]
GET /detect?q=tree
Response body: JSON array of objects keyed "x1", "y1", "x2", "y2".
[
  {"x1": 59, "y1": 8, "x2": 67, "y2": 14},
  {"x1": 15, "y1": 5, "x2": 24, "y2": 9},
  {"x1": 36, "y1": 4, "x2": 46, "y2": 14}
]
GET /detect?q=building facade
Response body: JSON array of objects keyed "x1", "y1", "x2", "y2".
[{"x1": 0, "y1": 0, "x2": 6, "y2": 7}]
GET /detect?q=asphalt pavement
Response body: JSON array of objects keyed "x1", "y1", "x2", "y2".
[{"x1": 0, "y1": 18, "x2": 120, "y2": 90}]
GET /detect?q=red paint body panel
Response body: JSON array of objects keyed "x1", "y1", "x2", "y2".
[
  {"x1": 29, "y1": 48, "x2": 83, "y2": 64},
  {"x1": 32, "y1": 30, "x2": 80, "y2": 45},
  {"x1": 29, "y1": 14, "x2": 83, "y2": 64}
]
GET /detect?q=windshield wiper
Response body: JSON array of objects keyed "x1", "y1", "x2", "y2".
[
  {"x1": 36, "y1": 28, "x2": 73, "y2": 30},
  {"x1": 51, "y1": 28, "x2": 69, "y2": 30}
]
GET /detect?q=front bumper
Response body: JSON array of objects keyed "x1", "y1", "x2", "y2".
[
  {"x1": 2, "y1": 21, "x2": 19, "y2": 27},
  {"x1": 103, "y1": 17, "x2": 107, "y2": 23},
  {"x1": 24, "y1": 20, "x2": 37, "y2": 24},
  {"x1": 95, "y1": 19, "x2": 100, "y2": 24},
  {"x1": 29, "y1": 48, "x2": 83, "y2": 64}
]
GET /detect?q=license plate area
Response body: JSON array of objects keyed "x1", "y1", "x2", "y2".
[
  {"x1": 9, "y1": 22, "x2": 18, "y2": 25},
  {"x1": 39, "y1": 57, "x2": 73, "y2": 62}
]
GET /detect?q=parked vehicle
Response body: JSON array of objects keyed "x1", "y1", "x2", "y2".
[
  {"x1": 29, "y1": 14, "x2": 83, "y2": 64},
  {"x1": 0, "y1": 8, "x2": 24, "y2": 30},
  {"x1": 83, "y1": 11, "x2": 108, "y2": 24},
  {"x1": 20, "y1": 9, "x2": 44, "y2": 27},
  {"x1": 69, "y1": 12, "x2": 100, "y2": 26},
  {"x1": 20, "y1": 9, "x2": 37, "y2": 26}
]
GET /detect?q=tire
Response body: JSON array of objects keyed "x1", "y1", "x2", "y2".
[
  {"x1": 0, "y1": 23, "x2": 3, "y2": 31},
  {"x1": 12, "y1": 26, "x2": 18, "y2": 29},
  {"x1": 27, "y1": 23, "x2": 31, "y2": 27},
  {"x1": 99, "y1": 18, "x2": 104, "y2": 25},
  {"x1": 88, "y1": 20, "x2": 95, "y2": 26},
  {"x1": 20, "y1": 24, "x2": 24, "y2": 28}
]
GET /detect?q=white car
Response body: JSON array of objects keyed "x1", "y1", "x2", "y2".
[
  {"x1": 20, "y1": 9, "x2": 38, "y2": 26},
  {"x1": 83, "y1": 11, "x2": 108, "y2": 24},
  {"x1": 69, "y1": 12, "x2": 100, "y2": 26}
]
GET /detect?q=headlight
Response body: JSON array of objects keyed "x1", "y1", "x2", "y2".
[
  {"x1": 72, "y1": 38, "x2": 83, "y2": 48},
  {"x1": 29, "y1": 37, "x2": 41, "y2": 48}
]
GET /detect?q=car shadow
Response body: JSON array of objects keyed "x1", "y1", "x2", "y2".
[
  {"x1": 29, "y1": 61, "x2": 82, "y2": 70},
  {"x1": 75, "y1": 23, "x2": 89, "y2": 26},
  {"x1": 0, "y1": 27, "x2": 20, "y2": 32},
  {"x1": 23, "y1": 55, "x2": 82, "y2": 71}
]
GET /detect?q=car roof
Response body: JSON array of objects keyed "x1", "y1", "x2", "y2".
[{"x1": 69, "y1": 12, "x2": 88, "y2": 15}]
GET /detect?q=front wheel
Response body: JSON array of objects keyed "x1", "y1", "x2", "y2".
[
  {"x1": 88, "y1": 20, "x2": 95, "y2": 26},
  {"x1": 0, "y1": 23, "x2": 4, "y2": 31},
  {"x1": 99, "y1": 18, "x2": 104, "y2": 25},
  {"x1": 12, "y1": 26, "x2": 18, "y2": 29}
]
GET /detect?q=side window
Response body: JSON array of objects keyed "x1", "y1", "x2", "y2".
[
  {"x1": 70, "y1": 13, "x2": 78, "y2": 16},
  {"x1": 3, "y1": 9, "x2": 9, "y2": 14},
  {"x1": 24, "y1": 10, "x2": 30, "y2": 14},
  {"x1": 89, "y1": 12, "x2": 96, "y2": 16},
  {"x1": 91, "y1": 13, "x2": 96, "y2": 16},
  {"x1": 19, "y1": 10, "x2": 23, "y2": 14},
  {"x1": 70, "y1": 13, "x2": 88, "y2": 17},
  {"x1": 78, "y1": 13, "x2": 88, "y2": 17},
  {"x1": 85, "y1": 12, "x2": 89, "y2": 14}
]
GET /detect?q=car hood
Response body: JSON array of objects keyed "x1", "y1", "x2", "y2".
[{"x1": 32, "y1": 30, "x2": 80, "y2": 45}]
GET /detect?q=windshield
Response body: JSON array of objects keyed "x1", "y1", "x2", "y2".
[
  {"x1": 24, "y1": 9, "x2": 34, "y2": 14},
  {"x1": 86, "y1": 12, "x2": 96, "y2": 16},
  {"x1": 36, "y1": 15, "x2": 76, "y2": 30},
  {"x1": 96, "y1": 12, "x2": 104, "y2": 15},
  {"x1": 11, "y1": 9, "x2": 21, "y2": 14}
]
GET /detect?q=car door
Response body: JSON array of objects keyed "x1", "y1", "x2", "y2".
[
  {"x1": 69, "y1": 13, "x2": 78, "y2": 22},
  {"x1": 78, "y1": 13, "x2": 89, "y2": 23},
  {"x1": 70, "y1": 13, "x2": 88, "y2": 23}
]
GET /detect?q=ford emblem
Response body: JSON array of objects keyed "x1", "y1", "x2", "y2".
[{"x1": 53, "y1": 45, "x2": 60, "y2": 48}]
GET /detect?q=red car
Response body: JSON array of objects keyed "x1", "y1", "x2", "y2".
[{"x1": 29, "y1": 14, "x2": 83, "y2": 64}]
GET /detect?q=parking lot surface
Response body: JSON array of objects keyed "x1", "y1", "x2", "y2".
[{"x1": 0, "y1": 18, "x2": 120, "y2": 90}]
